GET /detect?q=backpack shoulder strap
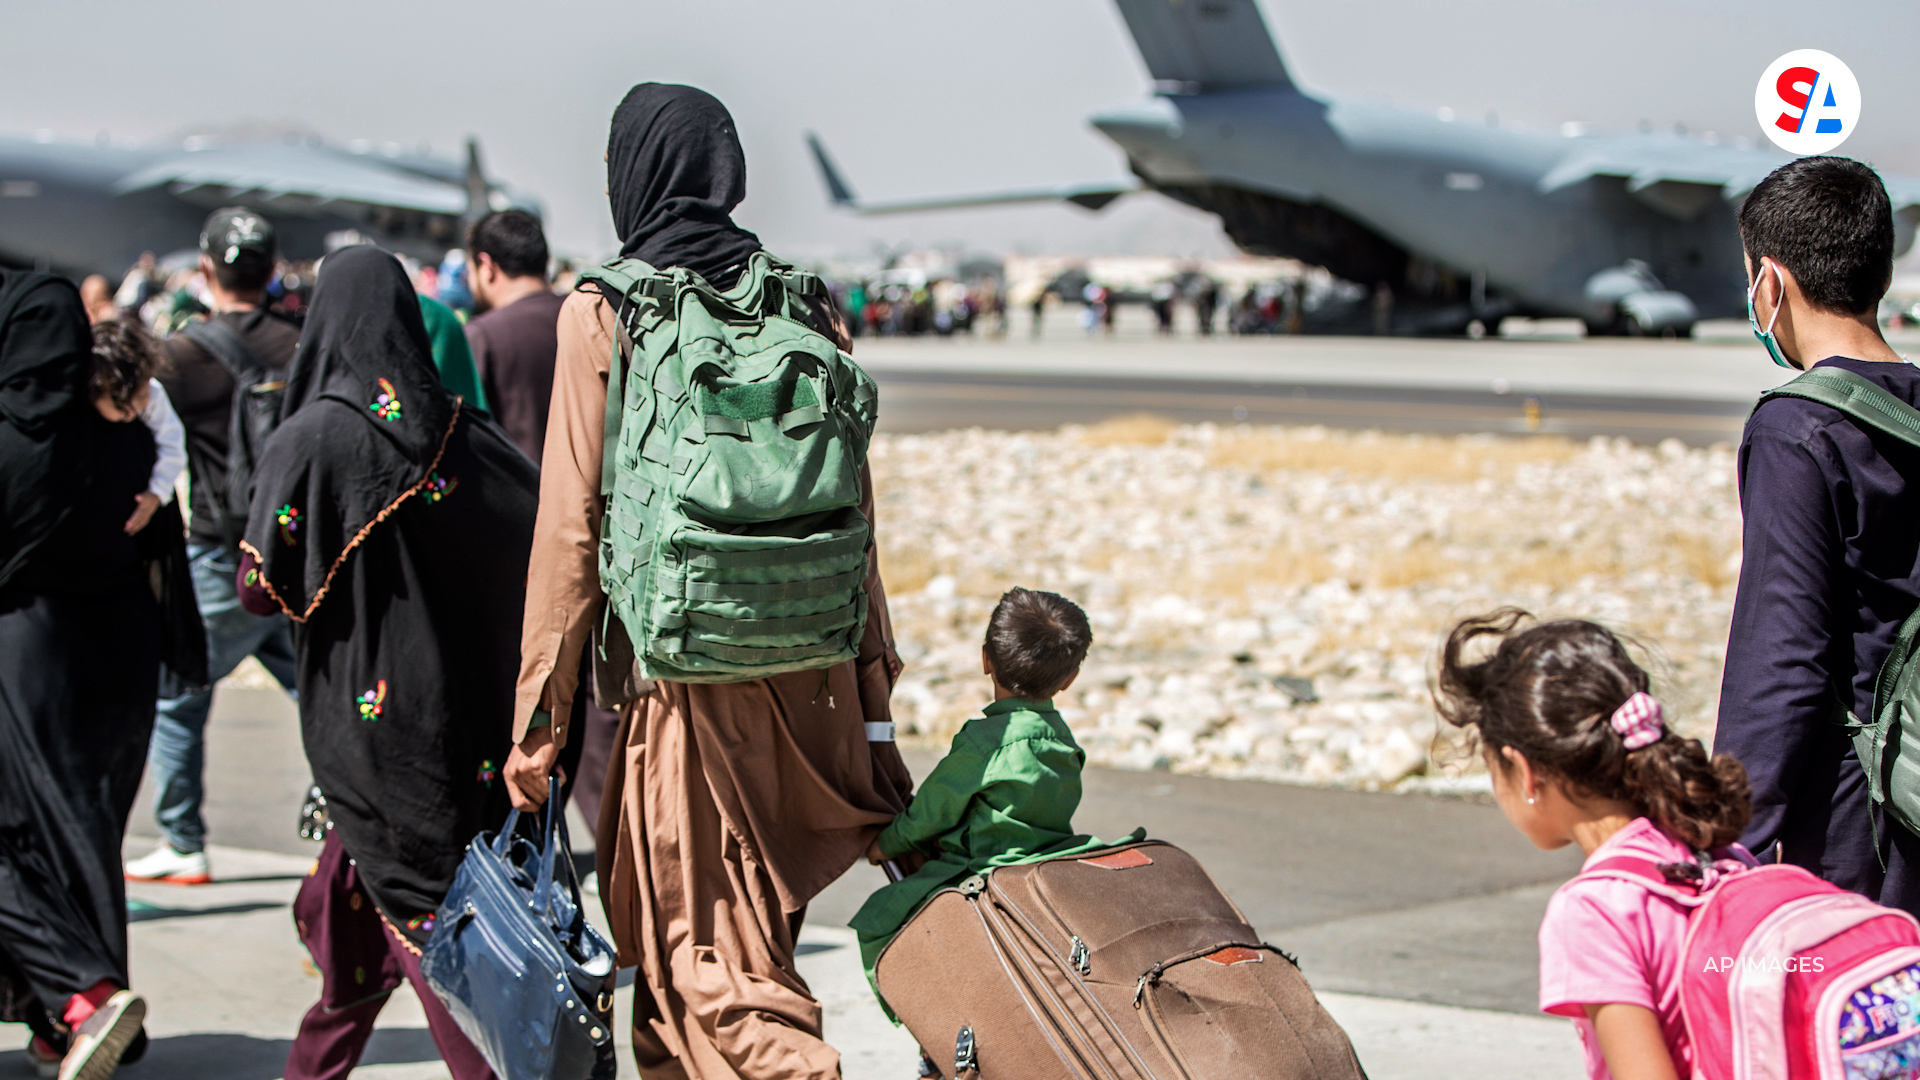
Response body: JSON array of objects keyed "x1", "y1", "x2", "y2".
[
  {"x1": 179, "y1": 317, "x2": 263, "y2": 382},
  {"x1": 1752, "y1": 365, "x2": 1920, "y2": 453},
  {"x1": 574, "y1": 259, "x2": 668, "y2": 499},
  {"x1": 1578, "y1": 856, "x2": 1713, "y2": 906},
  {"x1": 1584, "y1": 856, "x2": 1670, "y2": 881},
  {"x1": 576, "y1": 258, "x2": 664, "y2": 304}
]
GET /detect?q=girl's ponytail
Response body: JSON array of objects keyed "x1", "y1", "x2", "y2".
[
  {"x1": 1622, "y1": 733, "x2": 1752, "y2": 850},
  {"x1": 1434, "y1": 609, "x2": 1753, "y2": 849}
]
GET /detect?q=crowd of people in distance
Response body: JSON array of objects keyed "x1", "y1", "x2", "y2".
[
  {"x1": 838, "y1": 273, "x2": 1008, "y2": 338},
  {"x1": 4, "y1": 82, "x2": 1920, "y2": 1080}
]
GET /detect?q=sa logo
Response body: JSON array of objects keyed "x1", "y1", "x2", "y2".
[{"x1": 1755, "y1": 50, "x2": 1859, "y2": 156}]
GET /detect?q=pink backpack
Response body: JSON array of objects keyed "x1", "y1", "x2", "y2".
[{"x1": 1583, "y1": 854, "x2": 1920, "y2": 1079}]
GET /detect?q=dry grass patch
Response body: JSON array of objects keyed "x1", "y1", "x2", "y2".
[
  {"x1": 1075, "y1": 413, "x2": 1179, "y2": 446},
  {"x1": 1212, "y1": 427, "x2": 1578, "y2": 483},
  {"x1": 1195, "y1": 544, "x2": 1336, "y2": 599}
]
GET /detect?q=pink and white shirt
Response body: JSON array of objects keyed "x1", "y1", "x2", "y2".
[{"x1": 1539, "y1": 817, "x2": 1695, "y2": 1080}]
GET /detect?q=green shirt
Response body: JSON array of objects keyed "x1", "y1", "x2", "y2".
[
  {"x1": 850, "y1": 698, "x2": 1140, "y2": 1009},
  {"x1": 418, "y1": 295, "x2": 488, "y2": 411}
]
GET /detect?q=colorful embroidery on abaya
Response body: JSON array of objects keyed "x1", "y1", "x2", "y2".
[
  {"x1": 369, "y1": 379, "x2": 402, "y2": 422},
  {"x1": 356, "y1": 680, "x2": 387, "y2": 721}
]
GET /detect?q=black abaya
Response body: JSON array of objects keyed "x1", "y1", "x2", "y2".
[
  {"x1": 241, "y1": 246, "x2": 538, "y2": 946},
  {"x1": 0, "y1": 403, "x2": 158, "y2": 1018}
]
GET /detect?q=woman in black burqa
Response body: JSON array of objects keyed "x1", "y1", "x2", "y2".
[
  {"x1": 237, "y1": 244, "x2": 537, "y2": 1080},
  {"x1": 0, "y1": 270, "x2": 157, "y2": 1078}
]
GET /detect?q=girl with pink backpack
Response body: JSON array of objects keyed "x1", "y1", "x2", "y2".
[{"x1": 1437, "y1": 610, "x2": 1920, "y2": 1080}]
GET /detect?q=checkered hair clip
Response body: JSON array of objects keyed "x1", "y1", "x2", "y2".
[{"x1": 1610, "y1": 692, "x2": 1665, "y2": 750}]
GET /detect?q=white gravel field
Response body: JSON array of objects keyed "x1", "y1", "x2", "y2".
[{"x1": 870, "y1": 418, "x2": 1742, "y2": 791}]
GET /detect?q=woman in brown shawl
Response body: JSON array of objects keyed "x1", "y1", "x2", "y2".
[{"x1": 504, "y1": 84, "x2": 913, "y2": 1080}]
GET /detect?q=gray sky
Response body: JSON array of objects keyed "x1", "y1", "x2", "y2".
[{"x1": 2, "y1": 1, "x2": 1915, "y2": 262}]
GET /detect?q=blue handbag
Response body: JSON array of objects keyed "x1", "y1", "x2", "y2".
[{"x1": 420, "y1": 777, "x2": 618, "y2": 1080}]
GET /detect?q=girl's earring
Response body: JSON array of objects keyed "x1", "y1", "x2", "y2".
[{"x1": 1525, "y1": 794, "x2": 1536, "y2": 805}]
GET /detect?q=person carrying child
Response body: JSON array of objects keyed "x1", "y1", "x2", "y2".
[
  {"x1": 851, "y1": 587, "x2": 1141, "y2": 1014},
  {"x1": 88, "y1": 319, "x2": 185, "y2": 536},
  {"x1": 0, "y1": 271, "x2": 162, "y2": 1080},
  {"x1": 1434, "y1": 609, "x2": 1754, "y2": 1080}
]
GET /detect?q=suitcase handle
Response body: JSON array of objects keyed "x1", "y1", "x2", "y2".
[{"x1": 882, "y1": 859, "x2": 907, "y2": 884}]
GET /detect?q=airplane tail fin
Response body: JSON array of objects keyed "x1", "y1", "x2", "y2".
[
  {"x1": 805, "y1": 133, "x2": 857, "y2": 207},
  {"x1": 1112, "y1": 0, "x2": 1293, "y2": 91},
  {"x1": 463, "y1": 137, "x2": 489, "y2": 220}
]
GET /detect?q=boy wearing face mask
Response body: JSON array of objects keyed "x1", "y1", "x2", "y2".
[{"x1": 1716, "y1": 155, "x2": 1918, "y2": 912}]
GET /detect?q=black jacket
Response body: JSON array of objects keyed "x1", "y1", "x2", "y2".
[{"x1": 1717, "y1": 356, "x2": 1920, "y2": 912}]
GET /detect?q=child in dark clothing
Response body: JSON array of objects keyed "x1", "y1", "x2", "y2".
[
  {"x1": 851, "y1": 588, "x2": 1141, "y2": 1012},
  {"x1": 1714, "y1": 156, "x2": 1920, "y2": 912}
]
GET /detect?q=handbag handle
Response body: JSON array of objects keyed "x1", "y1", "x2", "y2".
[
  {"x1": 488, "y1": 775, "x2": 575, "y2": 924},
  {"x1": 532, "y1": 775, "x2": 563, "y2": 919}
]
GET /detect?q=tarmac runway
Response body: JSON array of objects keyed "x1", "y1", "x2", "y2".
[
  {"x1": 856, "y1": 321, "x2": 1920, "y2": 444},
  {"x1": 871, "y1": 367, "x2": 1756, "y2": 445}
]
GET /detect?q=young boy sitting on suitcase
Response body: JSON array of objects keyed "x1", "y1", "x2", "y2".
[{"x1": 851, "y1": 587, "x2": 1140, "y2": 1012}]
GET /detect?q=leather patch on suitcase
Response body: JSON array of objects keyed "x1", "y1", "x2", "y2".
[
  {"x1": 1078, "y1": 849, "x2": 1154, "y2": 870},
  {"x1": 1202, "y1": 946, "x2": 1264, "y2": 966}
]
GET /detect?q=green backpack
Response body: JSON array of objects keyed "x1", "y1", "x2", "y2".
[
  {"x1": 577, "y1": 252, "x2": 877, "y2": 684},
  {"x1": 1755, "y1": 365, "x2": 1920, "y2": 838}
]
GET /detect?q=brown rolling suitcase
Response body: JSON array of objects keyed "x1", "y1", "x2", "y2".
[{"x1": 874, "y1": 840, "x2": 1366, "y2": 1080}]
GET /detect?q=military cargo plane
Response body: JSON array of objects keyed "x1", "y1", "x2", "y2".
[
  {"x1": 810, "y1": 0, "x2": 1920, "y2": 335},
  {"x1": 0, "y1": 131, "x2": 533, "y2": 278}
]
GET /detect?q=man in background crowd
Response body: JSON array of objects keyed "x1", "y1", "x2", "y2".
[
  {"x1": 465, "y1": 209, "x2": 563, "y2": 464},
  {"x1": 129, "y1": 209, "x2": 301, "y2": 885},
  {"x1": 463, "y1": 209, "x2": 622, "y2": 831}
]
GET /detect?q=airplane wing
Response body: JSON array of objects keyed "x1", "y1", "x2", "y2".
[
  {"x1": 806, "y1": 132, "x2": 1138, "y2": 215},
  {"x1": 1538, "y1": 138, "x2": 1920, "y2": 252},
  {"x1": 1537, "y1": 141, "x2": 1786, "y2": 205},
  {"x1": 111, "y1": 143, "x2": 469, "y2": 216}
]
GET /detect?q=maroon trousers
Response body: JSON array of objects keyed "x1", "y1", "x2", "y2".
[{"x1": 285, "y1": 832, "x2": 496, "y2": 1080}]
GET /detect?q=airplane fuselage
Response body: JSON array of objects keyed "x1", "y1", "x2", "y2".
[
  {"x1": 0, "y1": 135, "x2": 489, "y2": 278},
  {"x1": 1092, "y1": 88, "x2": 1782, "y2": 325}
]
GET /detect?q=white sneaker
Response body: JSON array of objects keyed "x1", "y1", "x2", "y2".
[
  {"x1": 58, "y1": 990, "x2": 144, "y2": 1080},
  {"x1": 581, "y1": 870, "x2": 599, "y2": 897},
  {"x1": 125, "y1": 843, "x2": 210, "y2": 885}
]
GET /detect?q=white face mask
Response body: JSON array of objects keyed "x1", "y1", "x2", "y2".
[{"x1": 1747, "y1": 259, "x2": 1793, "y2": 369}]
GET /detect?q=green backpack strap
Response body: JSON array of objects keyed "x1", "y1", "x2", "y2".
[
  {"x1": 1753, "y1": 366, "x2": 1920, "y2": 453},
  {"x1": 577, "y1": 259, "x2": 666, "y2": 497}
]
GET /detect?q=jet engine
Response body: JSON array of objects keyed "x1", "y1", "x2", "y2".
[{"x1": 1583, "y1": 260, "x2": 1699, "y2": 338}]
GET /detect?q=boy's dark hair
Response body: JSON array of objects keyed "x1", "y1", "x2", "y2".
[
  {"x1": 90, "y1": 318, "x2": 165, "y2": 413},
  {"x1": 467, "y1": 209, "x2": 549, "y2": 280},
  {"x1": 984, "y1": 587, "x2": 1092, "y2": 699},
  {"x1": 1738, "y1": 156, "x2": 1893, "y2": 316},
  {"x1": 1434, "y1": 608, "x2": 1752, "y2": 849}
]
